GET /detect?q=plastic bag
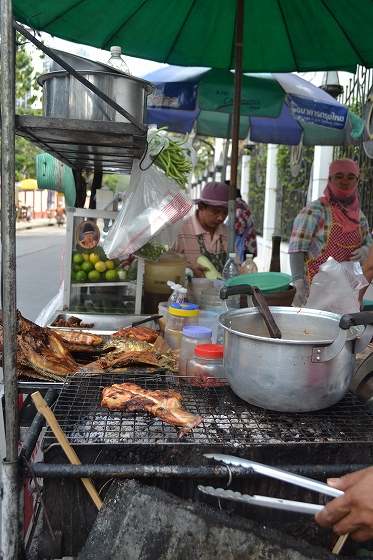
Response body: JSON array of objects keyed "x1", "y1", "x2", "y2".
[
  {"x1": 103, "y1": 129, "x2": 194, "y2": 260},
  {"x1": 306, "y1": 257, "x2": 368, "y2": 314}
]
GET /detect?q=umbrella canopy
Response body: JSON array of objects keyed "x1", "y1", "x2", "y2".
[
  {"x1": 12, "y1": 0, "x2": 373, "y2": 73},
  {"x1": 18, "y1": 178, "x2": 38, "y2": 190},
  {"x1": 144, "y1": 66, "x2": 365, "y2": 145}
]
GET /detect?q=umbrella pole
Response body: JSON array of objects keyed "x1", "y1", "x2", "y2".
[{"x1": 228, "y1": 0, "x2": 244, "y2": 253}]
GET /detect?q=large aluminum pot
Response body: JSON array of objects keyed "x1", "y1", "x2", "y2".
[
  {"x1": 37, "y1": 71, "x2": 154, "y2": 123},
  {"x1": 219, "y1": 285, "x2": 373, "y2": 412}
]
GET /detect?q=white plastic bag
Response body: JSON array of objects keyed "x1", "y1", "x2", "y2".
[
  {"x1": 103, "y1": 129, "x2": 194, "y2": 260},
  {"x1": 306, "y1": 257, "x2": 368, "y2": 314}
]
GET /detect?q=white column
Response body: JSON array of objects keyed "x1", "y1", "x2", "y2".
[
  {"x1": 310, "y1": 145, "x2": 333, "y2": 202},
  {"x1": 259, "y1": 144, "x2": 279, "y2": 271},
  {"x1": 240, "y1": 153, "x2": 250, "y2": 200}
]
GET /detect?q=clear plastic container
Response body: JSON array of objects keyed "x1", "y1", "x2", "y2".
[
  {"x1": 178, "y1": 326, "x2": 213, "y2": 377},
  {"x1": 222, "y1": 252, "x2": 240, "y2": 282},
  {"x1": 164, "y1": 302, "x2": 199, "y2": 350},
  {"x1": 106, "y1": 46, "x2": 131, "y2": 74},
  {"x1": 240, "y1": 253, "x2": 258, "y2": 274},
  {"x1": 186, "y1": 344, "x2": 226, "y2": 386}
]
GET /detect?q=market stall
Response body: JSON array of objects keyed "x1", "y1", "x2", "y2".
[{"x1": 4, "y1": 2, "x2": 373, "y2": 559}]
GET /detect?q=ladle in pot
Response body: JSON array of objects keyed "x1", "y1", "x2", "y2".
[{"x1": 220, "y1": 284, "x2": 282, "y2": 339}]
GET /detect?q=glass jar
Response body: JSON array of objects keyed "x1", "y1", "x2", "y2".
[
  {"x1": 178, "y1": 326, "x2": 213, "y2": 377},
  {"x1": 186, "y1": 344, "x2": 226, "y2": 386},
  {"x1": 164, "y1": 302, "x2": 199, "y2": 350}
]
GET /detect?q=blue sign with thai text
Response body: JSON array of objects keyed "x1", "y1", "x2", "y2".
[{"x1": 288, "y1": 94, "x2": 347, "y2": 129}]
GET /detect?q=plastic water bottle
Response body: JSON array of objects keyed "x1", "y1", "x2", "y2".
[
  {"x1": 240, "y1": 253, "x2": 258, "y2": 274},
  {"x1": 106, "y1": 46, "x2": 131, "y2": 74},
  {"x1": 222, "y1": 253, "x2": 240, "y2": 282}
]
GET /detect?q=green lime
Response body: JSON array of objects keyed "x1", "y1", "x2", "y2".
[
  {"x1": 71, "y1": 270, "x2": 76, "y2": 281},
  {"x1": 75, "y1": 270, "x2": 88, "y2": 282},
  {"x1": 113, "y1": 258, "x2": 121, "y2": 267},
  {"x1": 88, "y1": 269, "x2": 101, "y2": 282},
  {"x1": 72, "y1": 253, "x2": 84, "y2": 265},
  {"x1": 72, "y1": 263, "x2": 82, "y2": 272},
  {"x1": 105, "y1": 269, "x2": 118, "y2": 282},
  {"x1": 81, "y1": 260, "x2": 94, "y2": 273}
]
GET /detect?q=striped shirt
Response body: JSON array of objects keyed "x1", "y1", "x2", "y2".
[
  {"x1": 288, "y1": 200, "x2": 372, "y2": 259},
  {"x1": 172, "y1": 211, "x2": 229, "y2": 269}
]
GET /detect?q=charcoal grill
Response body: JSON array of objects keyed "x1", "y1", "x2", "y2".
[{"x1": 22, "y1": 370, "x2": 373, "y2": 558}]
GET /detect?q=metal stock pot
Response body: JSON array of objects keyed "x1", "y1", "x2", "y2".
[{"x1": 219, "y1": 285, "x2": 373, "y2": 412}]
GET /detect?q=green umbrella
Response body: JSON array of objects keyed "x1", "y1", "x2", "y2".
[
  {"x1": 12, "y1": 0, "x2": 373, "y2": 72},
  {"x1": 12, "y1": 0, "x2": 373, "y2": 250}
]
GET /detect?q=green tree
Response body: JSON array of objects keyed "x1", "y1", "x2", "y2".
[{"x1": 0, "y1": 31, "x2": 43, "y2": 179}]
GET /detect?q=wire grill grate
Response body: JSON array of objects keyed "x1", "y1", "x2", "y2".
[{"x1": 43, "y1": 371, "x2": 373, "y2": 446}]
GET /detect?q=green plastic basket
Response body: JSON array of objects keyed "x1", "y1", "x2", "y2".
[{"x1": 225, "y1": 272, "x2": 292, "y2": 293}]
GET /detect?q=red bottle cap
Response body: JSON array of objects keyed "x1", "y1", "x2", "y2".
[{"x1": 194, "y1": 344, "x2": 223, "y2": 358}]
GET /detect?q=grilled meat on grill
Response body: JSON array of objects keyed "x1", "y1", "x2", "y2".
[
  {"x1": 51, "y1": 316, "x2": 94, "y2": 328},
  {"x1": 54, "y1": 329, "x2": 105, "y2": 352},
  {"x1": 0, "y1": 310, "x2": 81, "y2": 380},
  {"x1": 109, "y1": 326, "x2": 159, "y2": 343},
  {"x1": 101, "y1": 382, "x2": 203, "y2": 437},
  {"x1": 103, "y1": 338, "x2": 153, "y2": 353}
]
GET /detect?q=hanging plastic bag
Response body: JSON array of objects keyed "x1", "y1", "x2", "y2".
[
  {"x1": 306, "y1": 257, "x2": 368, "y2": 314},
  {"x1": 103, "y1": 128, "x2": 195, "y2": 260}
]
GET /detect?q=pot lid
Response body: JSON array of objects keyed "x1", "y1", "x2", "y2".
[{"x1": 226, "y1": 272, "x2": 292, "y2": 293}]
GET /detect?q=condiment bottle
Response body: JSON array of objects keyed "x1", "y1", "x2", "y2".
[
  {"x1": 164, "y1": 302, "x2": 199, "y2": 350},
  {"x1": 186, "y1": 344, "x2": 226, "y2": 386},
  {"x1": 240, "y1": 253, "x2": 258, "y2": 274},
  {"x1": 222, "y1": 252, "x2": 240, "y2": 282},
  {"x1": 106, "y1": 46, "x2": 131, "y2": 74},
  {"x1": 269, "y1": 235, "x2": 281, "y2": 272},
  {"x1": 167, "y1": 282, "x2": 188, "y2": 306},
  {"x1": 178, "y1": 326, "x2": 213, "y2": 377}
]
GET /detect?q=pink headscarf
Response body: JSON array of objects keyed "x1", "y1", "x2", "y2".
[{"x1": 319, "y1": 158, "x2": 360, "y2": 233}]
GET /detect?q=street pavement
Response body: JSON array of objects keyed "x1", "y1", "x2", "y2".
[{"x1": 16, "y1": 216, "x2": 63, "y2": 231}]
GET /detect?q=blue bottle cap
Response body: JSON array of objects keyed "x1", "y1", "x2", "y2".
[{"x1": 182, "y1": 326, "x2": 212, "y2": 338}]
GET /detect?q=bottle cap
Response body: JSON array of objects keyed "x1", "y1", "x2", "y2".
[
  {"x1": 228, "y1": 253, "x2": 236, "y2": 258},
  {"x1": 246, "y1": 254, "x2": 253, "y2": 259},
  {"x1": 182, "y1": 326, "x2": 212, "y2": 338},
  {"x1": 110, "y1": 46, "x2": 122, "y2": 55},
  {"x1": 169, "y1": 302, "x2": 199, "y2": 317},
  {"x1": 194, "y1": 344, "x2": 224, "y2": 358}
]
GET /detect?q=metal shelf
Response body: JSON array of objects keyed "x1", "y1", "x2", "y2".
[{"x1": 15, "y1": 114, "x2": 147, "y2": 174}]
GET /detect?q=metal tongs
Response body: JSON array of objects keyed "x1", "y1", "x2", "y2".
[{"x1": 198, "y1": 454, "x2": 343, "y2": 515}]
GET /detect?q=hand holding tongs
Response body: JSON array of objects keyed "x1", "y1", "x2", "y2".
[{"x1": 198, "y1": 454, "x2": 343, "y2": 515}]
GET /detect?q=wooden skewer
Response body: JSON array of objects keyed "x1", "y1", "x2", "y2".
[
  {"x1": 31, "y1": 391, "x2": 102, "y2": 510},
  {"x1": 332, "y1": 533, "x2": 348, "y2": 554}
]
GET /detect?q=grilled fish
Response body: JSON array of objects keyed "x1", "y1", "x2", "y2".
[
  {"x1": 53, "y1": 329, "x2": 105, "y2": 352},
  {"x1": 17, "y1": 330, "x2": 80, "y2": 380},
  {"x1": 110, "y1": 326, "x2": 159, "y2": 343},
  {"x1": 103, "y1": 338, "x2": 153, "y2": 353},
  {"x1": 101, "y1": 382, "x2": 203, "y2": 438}
]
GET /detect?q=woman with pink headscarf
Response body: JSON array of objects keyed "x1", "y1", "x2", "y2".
[{"x1": 288, "y1": 158, "x2": 372, "y2": 307}]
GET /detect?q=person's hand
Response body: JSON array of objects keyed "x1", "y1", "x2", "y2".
[
  {"x1": 315, "y1": 466, "x2": 373, "y2": 542},
  {"x1": 292, "y1": 279, "x2": 307, "y2": 307},
  {"x1": 190, "y1": 264, "x2": 210, "y2": 278},
  {"x1": 350, "y1": 245, "x2": 370, "y2": 264}
]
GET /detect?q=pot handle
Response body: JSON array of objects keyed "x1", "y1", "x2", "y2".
[
  {"x1": 339, "y1": 311, "x2": 373, "y2": 329},
  {"x1": 311, "y1": 311, "x2": 373, "y2": 363}
]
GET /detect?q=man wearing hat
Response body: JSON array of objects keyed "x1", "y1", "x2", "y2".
[
  {"x1": 173, "y1": 181, "x2": 237, "y2": 278},
  {"x1": 289, "y1": 158, "x2": 372, "y2": 306}
]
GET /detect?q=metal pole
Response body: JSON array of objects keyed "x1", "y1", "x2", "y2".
[
  {"x1": 1, "y1": 0, "x2": 21, "y2": 557},
  {"x1": 228, "y1": 0, "x2": 244, "y2": 253}
]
